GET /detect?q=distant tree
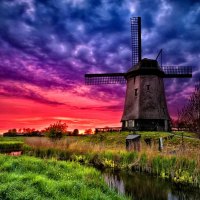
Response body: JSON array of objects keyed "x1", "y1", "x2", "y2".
[
  {"x1": 178, "y1": 80, "x2": 200, "y2": 137},
  {"x1": 3, "y1": 129, "x2": 17, "y2": 136},
  {"x1": 3, "y1": 127, "x2": 42, "y2": 137},
  {"x1": 84, "y1": 129, "x2": 93, "y2": 134},
  {"x1": 73, "y1": 129, "x2": 79, "y2": 136},
  {"x1": 45, "y1": 121, "x2": 68, "y2": 139},
  {"x1": 66, "y1": 131, "x2": 72, "y2": 136},
  {"x1": 24, "y1": 129, "x2": 41, "y2": 136}
]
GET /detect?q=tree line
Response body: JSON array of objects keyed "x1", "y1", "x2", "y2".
[{"x1": 3, "y1": 121, "x2": 93, "y2": 137}]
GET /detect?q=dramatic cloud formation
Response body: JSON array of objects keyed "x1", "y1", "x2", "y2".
[{"x1": 0, "y1": 0, "x2": 199, "y2": 133}]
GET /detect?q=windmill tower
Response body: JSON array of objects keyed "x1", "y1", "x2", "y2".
[{"x1": 85, "y1": 17, "x2": 192, "y2": 131}]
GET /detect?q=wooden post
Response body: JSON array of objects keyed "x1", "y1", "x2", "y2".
[{"x1": 159, "y1": 137, "x2": 163, "y2": 152}]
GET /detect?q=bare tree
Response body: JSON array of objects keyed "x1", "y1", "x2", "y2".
[{"x1": 178, "y1": 80, "x2": 200, "y2": 137}]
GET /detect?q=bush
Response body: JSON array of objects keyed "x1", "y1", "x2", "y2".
[
  {"x1": 73, "y1": 129, "x2": 79, "y2": 136},
  {"x1": 45, "y1": 121, "x2": 68, "y2": 139}
]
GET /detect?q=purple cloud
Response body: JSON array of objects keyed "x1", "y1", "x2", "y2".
[{"x1": 0, "y1": 0, "x2": 199, "y2": 117}]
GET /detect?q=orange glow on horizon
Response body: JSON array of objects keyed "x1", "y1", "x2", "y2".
[{"x1": 0, "y1": 85, "x2": 123, "y2": 134}]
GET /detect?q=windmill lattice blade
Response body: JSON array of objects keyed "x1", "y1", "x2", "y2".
[
  {"x1": 163, "y1": 66, "x2": 192, "y2": 78},
  {"x1": 131, "y1": 17, "x2": 141, "y2": 67},
  {"x1": 85, "y1": 73, "x2": 126, "y2": 85}
]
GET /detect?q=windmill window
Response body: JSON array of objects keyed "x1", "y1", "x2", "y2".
[
  {"x1": 147, "y1": 85, "x2": 150, "y2": 91},
  {"x1": 135, "y1": 89, "x2": 138, "y2": 96},
  {"x1": 128, "y1": 120, "x2": 135, "y2": 127},
  {"x1": 163, "y1": 108, "x2": 165, "y2": 114}
]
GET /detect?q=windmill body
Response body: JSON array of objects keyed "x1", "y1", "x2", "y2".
[
  {"x1": 85, "y1": 17, "x2": 192, "y2": 131},
  {"x1": 121, "y1": 58, "x2": 170, "y2": 131}
]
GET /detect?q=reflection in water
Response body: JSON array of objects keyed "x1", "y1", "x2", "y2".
[
  {"x1": 104, "y1": 173, "x2": 125, "y2": 195},
  {"x1": 102, "y1": 170, "x2": 200, "y2": 200}
]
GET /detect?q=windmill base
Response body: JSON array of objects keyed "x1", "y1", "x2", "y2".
[{"x1": 122, "y1": 119, "x2": 171, "y2": 132}]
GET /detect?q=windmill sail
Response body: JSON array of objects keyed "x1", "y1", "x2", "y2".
[
  {"x1": 155, "y1": 49, "x2": 192, "y2": 78},
  {"x1": 131, "y1": 17, "x2": 141, "y2": 66},
  {"x1": 162, "y1": 66, "x2": 192, "y2": 78},
  {"x1": 85, "y1": 65, "x2": 192, "y2": 85},
  {"x1": 84, "y1": 17, "x2": 142, "y2": 85},
  {"x1": 85, "y1": 73, "x2": 126, "y2": 85}
]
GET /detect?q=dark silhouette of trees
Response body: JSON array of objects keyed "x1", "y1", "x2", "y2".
[
  {"x1": 3, "y1": 129, "x2": 17, "y2": 136},
  {"x1": 3, "y1": 128, "x2": 42, "y2": 137},
  {"x1": 44, "y1": 121, "x2": 68, "y2": 139},
  {"x1": 84, "y1": 129, "x2": 93, "y2": 134},
  {"x1": 3, "y1": 121, "x2": 93, "y2": 137},
  {"x1": 177, "y1": 80, "x2": 200, "y2": 137},
  {"x1": 73, "y1": 129, "x2": 79, "y2": 135}
]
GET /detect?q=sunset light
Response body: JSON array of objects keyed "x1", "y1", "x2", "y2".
[
  {"x1": 0, "y1": 0, "x2": 199, "y2": 134},
  {"x1": 0, "y1": 1, "x2": 200, "y2": 199}
]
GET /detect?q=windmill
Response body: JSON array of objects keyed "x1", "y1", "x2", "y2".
[{"x1": 85, "y1": 17, "x2": 192, "y2": 131}]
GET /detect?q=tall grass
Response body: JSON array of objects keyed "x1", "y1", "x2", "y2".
[
  {"x1": 0, "y1": 155, "x2": 128, "y2": 200},
  {"x1": 0, "y1": 137, "x2": 24, "y2": 153},
  {"x1": 23, "y1": 145, "x2": 200, "y2": 188},
  {"x1": 22, "y1": 133, "x2": 200, "y2": 188}
]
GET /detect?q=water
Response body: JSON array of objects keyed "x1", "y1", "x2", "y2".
[{"x1": 102, "y1": 170, "x2": 200, "y2": 200}]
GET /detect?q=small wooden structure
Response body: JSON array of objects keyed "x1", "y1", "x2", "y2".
[{"x1": 126, "y1": 134, "x2": 141, "y2": 151}]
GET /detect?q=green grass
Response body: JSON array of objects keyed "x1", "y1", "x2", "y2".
[
  {"x1": 71, "y1": 131, "x2": 171, "y2": 150},
  {"x1": 0, "y1": 141, "x2": 23, "y2": 153},
  {"x1": 22, "y1": 144, "x2": 200, "y2": 188},
  {"x1": 83, "y1": 131, "x2": 170, "y2": 143},
  {"x1": 0, "y1": 137, "x2": 24, "y2": 153},
  {"x1": 0, "y1": 155, "x2": 128, "y2": 200},
  {"x1": 173, "y1": 131, "x2": 198, "y2": 138},
  {"x1": 165, "y1": 135, "x2": 200, "y2": 147},
  {"x1": 0, "y1": 136, "x2": 24, "y2": 142},
  {"x1": 21, "y1": 131, "x2": 200, "y2": 188},
  {"x1": 2, "y1": 132, "x2": 200, "y2": 188}
]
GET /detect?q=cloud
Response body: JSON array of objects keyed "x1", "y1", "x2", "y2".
[
  {"x1": 0, "y1": 0, "x2": 199, "y2": 117},
  {"x1": 0, "y1": 83, "x2": 64, "y2": 106}
]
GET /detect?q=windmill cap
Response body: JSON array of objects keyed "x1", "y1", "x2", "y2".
[{"x1": 126, "y1": 58, "x2": 164, "y2": 77}]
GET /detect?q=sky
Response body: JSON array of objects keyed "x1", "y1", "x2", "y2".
[{"x1": 0, "y1": 0, "x2": 199, "y2": 133}]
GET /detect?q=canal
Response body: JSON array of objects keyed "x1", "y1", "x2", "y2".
[{"x1": 102, "y1": 169, "x2": 200, "y2": 200}]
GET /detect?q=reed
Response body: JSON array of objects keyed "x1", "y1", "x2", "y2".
[{"x1": 4, "y1": 131, "x2": 200, "y2": 188}]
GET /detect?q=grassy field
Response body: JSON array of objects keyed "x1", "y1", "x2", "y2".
[
  {"x1": 23, "y1": 131, "x2": 172, "y2": 152},
  {"x1": 0, "y1": 155, "x2": 128, "y2": 200},
  {"x1": 172, "y1": 131, "x2": 199, "y2": 138},
  {"x1": 23, "y1": 131, "x2": 200, "y2": 155},
  {"x1": 22, "y1": 131, "x2": 200, "y2": 187},
  {"x1": 0, "y1": 136, "x2": 24, "y2": 141},
  {"x1": 1, "y1": 132, "x2": 200, "y2": 188},
  {"x1": 0, "y1": 137, "x2": 24, "y2": 153}
]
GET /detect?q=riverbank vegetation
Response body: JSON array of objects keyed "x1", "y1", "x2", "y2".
[
  {"x1": 21, "y1": 131, "x2": 200, "y2": 188},
  {"x1": 0, "y1": 137, "x2": 23, "y2": 153},
  {"x1": 0, "y1": 155, "x2": 128, "y2": 200},
  {"x1": 1, "y1": 131, "x2": 200, "y2": 188}
]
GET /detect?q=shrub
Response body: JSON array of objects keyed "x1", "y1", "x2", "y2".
[
  {"x1": 73, "y1": 129, "x2": 79, "y2": 136},
  {"x1": 45, "y1": 121, "x2": 68, "y2": 139}
]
